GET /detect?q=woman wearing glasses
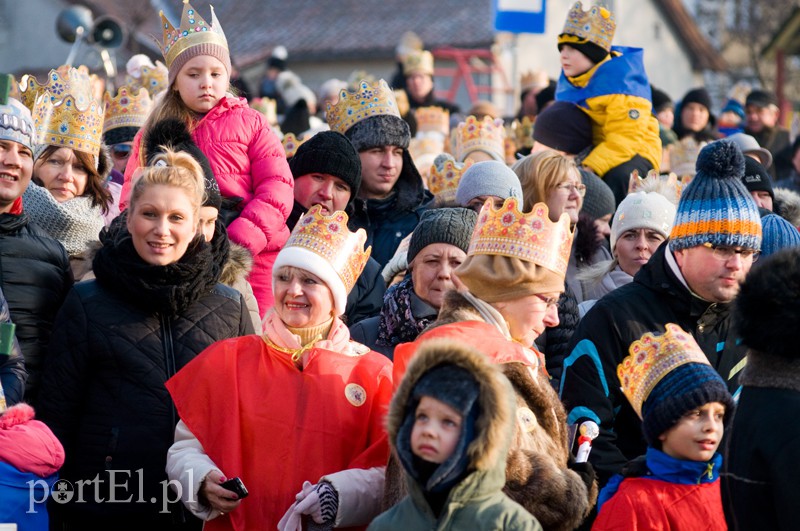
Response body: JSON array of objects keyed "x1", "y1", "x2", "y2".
[{"x1": 385, "y1": 197, "x2": 598, "y2": 530}]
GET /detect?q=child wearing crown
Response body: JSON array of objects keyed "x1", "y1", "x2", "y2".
[
  {"x1": 593, "y1": 324, "x2": 732, "y2": 530},
  {"x1": 556, "y1": 2, "x2": 662, "y2": 204},
  {"x1": 119, "y1": 0, "x2": 293, "y2": 315}
]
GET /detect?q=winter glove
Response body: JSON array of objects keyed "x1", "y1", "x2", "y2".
[
  {"x1": 277, "y1": 481, "x2": 339, "y2": 531},
  {"x1": 568, "y1": 455, "x2": 597, "y2": 494}
]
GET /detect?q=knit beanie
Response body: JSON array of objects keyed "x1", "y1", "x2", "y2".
[
  {"x1": 610, "y1": 191, "x2": 677, "y2": 251},
  {"x1": 267, "y1": 45, "x2": 288, "y2": 71},
  {"x1": 532, "y1": 101, "x2": 593, "y2": 155},
  {"x1": 651, "y1": 87, "x2": 673, "y2": 114},
  {"x1": 580, "y1": 170, "x2": 615, "y2": 221},
  {"x1": 535, "y1": 81, "x2": 557, "y2": 112},
  {"x1": 721, "y1": 98, "x2": 745, "y2": 120},
  {"x1": 455, "y1": 161, "x2": 523, "y2": 207},
  {"x1": 669, "y1": 139, "x2": 762, "y2": 251},
  {"x1": 745, "y1": 89, "x2": 778, "y2": 109},
  {"x1": 741, "y1": 156, "x2": 774, "y2": 201},
  {"x1": 559, "y1": 40, "x2": 609, "y2": 65},
  {"x1": 680, "y1": 88, "x2": 712, "y2": 113},
  {"x1": 103, "y1": 126, "x2": 139, "y2": 147},
  {"x1": 161, "y1": 3, "x2": 231, "y2": 87},
  {"x1": 0, "y1": 97, "x2": 35, "y2": 152},
  {"x1": 407, "y1": 208, "x2": 478, "y2": 264},
  {"x1": 759, "y1": 213, "x2": 800, "y2": 258},
  {"x1": 345, "y1": 114, "x2": 410, "y2": 152},
  {"x1": 289, "y1": 131, "x2": 362, "y2": 199}
]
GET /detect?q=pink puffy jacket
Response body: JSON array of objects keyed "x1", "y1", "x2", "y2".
[{"x1": 121, "y1": 96, "x2": 294, "y2": 315}]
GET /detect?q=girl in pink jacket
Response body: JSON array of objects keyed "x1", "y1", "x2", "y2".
[{"x1": 121, "y1": 1, "x2": 293, "y2": 315}]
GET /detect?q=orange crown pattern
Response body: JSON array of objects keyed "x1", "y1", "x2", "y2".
[
  {"x1": 286, "y1": 205, "x2": 372, "y2": 294},
  {"x1": 125, "y1": 61, "x2": 168, "y2": 97},
  {"x1": 33, "y1": 92, "x2": 105, "y2": 159},
  {"x1": 160, "y1": 0, "x2": 228, "y2": 70},
  {"x1": 469, "y1": 198, "x2": 574, "y2": 276},
  {"x1": 414, "y1": 106, "x2": 450, "y2": 136},
  {"x1": 561, "y1": 2, "x2": 616, "y2": 52},
  {"x1": 454, "y1": 115, "x2": 505, "y2": 162},
  {"x1": 429, "y1": 158, "x2": 473, "y2": 202},
  {"x1": 103, "y1": 87, "x2": 152, "y2": 133},
  {"x1": 618, "y1": 324, "x2": 710, "y2": 418},
  {"x1": 281, "y1": 132, "x2": 306, "y2": 159},
  {"x1": 326, "y1": 79, "x2": 400, "y2": 135},
  {"x1": 18, "y1": 66, "x2": 93, "y2": 112}
]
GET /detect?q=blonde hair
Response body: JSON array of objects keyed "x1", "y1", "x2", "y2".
[
  {"x1": 129, "y1": 148, "x2": 205, "y2": 217},
  {"x1": 512, "y1": 150, "x2": 577, "y2": 211}
]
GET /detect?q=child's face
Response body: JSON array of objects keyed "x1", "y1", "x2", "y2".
[
  {"x1": 560, "y1": 45, "x2": 595, "y2": 78},
  {"x1": 411, "y1": 396, "x2": 462, "y2": 464},
  {"x1": 658, "y1": 401, "x2": 726, "y2": 462},
  {"x1": 174, "y1": 55, "x2": 230, "y2": 114}
]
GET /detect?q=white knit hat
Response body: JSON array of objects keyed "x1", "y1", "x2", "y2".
[{"x1": 610, "y1": 191, "x2": 677, "y2": 251}]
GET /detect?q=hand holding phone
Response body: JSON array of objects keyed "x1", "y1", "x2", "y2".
[{"x1": 220, "y1": 477, "x2": 249, "y2": 499}]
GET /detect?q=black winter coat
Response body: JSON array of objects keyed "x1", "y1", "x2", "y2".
[
  {"x1": 38, "y1": 225, "x2": 253, "y2": 525},
  {"x1": 558, "y1": 242, "x2": 747, "y2": 486},
  {"x1": 0, "y1": 211, "x2": 72, "y2": 401}
]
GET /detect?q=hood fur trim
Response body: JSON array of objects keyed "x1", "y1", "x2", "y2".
[
  {"x1": 219, "y1": 243, "x2": 253, "y2": 286},
  {"x1": 774, "y1": 187, "x2": 800, "y2": 227}
]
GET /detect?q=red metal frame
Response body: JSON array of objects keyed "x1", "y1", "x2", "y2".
[{"x1": 431, "y1": 46, "x2": 512, "y2": 104}]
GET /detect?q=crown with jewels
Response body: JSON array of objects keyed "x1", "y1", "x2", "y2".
[
  {"x1": 561, "y1": 2, "x2": 616, "y2": 52},
  {"x1": 454, "y1": 115, "x2": 505, "y2": 162},
  {"x1": 18, "y1": 66, "x2": 94, "y2": 113},
  {"x1": 414, "y1": 106, "x2": 449, "y2": 137},
  {"x1": 403, "y1": 50, "x2": 434, "y2": 76},
  {"x1": 513, "y1": 116, "x2": 534, "y2": 149},
  {"x1": 520, "y1": 70, "x2": 549, "y2": 92},
  {"x1": 103, "y1": 87, "x2": 152, "y2": 133},
  {"x1": 326, "y1": 79, "x2": 400, "y2": 135},
  {"x1": 468, "y1": 198, "x2": 574, "y2": 276},
  {"x1": 281, "y1": 132, "x2": 306, "y2": 159},
  {"x1": 160, "y1": 0, "x2": 228, "y2": 71},
  {"x1": 429, "y1": 158, "x2": 473, "y2": 202},
  {"x1": 285, "y1": 206, "x2": 371, "y2": 294},
  {"x1": 618, "y1": 323, "x2": 710, "y2": 418},
  {"x1": 125, "y1": 61, "x2": 168, "y2": 97},
  {"x1": 33, "y1": 91, "x2": 105, "y2": 160}
]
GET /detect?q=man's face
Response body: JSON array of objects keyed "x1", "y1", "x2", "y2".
[
  {"x1": 745, "y1": 104, "x2": 779, "y2": 133},
  {"x1": 358, "y1": 146, "x2": 403, "y2": 200},
  {"x1": 406, "y1": 72, "x2": 433, "y2": 103},
  {"x1": 749, "y1": 191, "x2": 773, "y2": 211},
  {"x1": 0, "y1": 139, "x2": 33, "y2": 213},
  {"x1": 293, "y1": 173, "x2": 352, "y2": 214},
  {"x1": 674, "y1": 244, "x2": 756, "y2": 303}
]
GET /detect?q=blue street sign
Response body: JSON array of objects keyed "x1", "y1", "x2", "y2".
[{"x1": 494, "y1": 0, "x2": 547, "y2": 34}]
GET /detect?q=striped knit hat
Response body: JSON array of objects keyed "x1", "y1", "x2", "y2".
[{"x1": 669, "y1": 139, "x2": 762, "y2": 251}]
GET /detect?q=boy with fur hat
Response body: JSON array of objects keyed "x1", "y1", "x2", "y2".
[
  {"x1": 593, "y1": 324, "x2": 733, "y2": 530},
  {"x1": 556, "y1": 2, "x2": 661, "y2": 204},
  {"x1": 369, "y1": 339, "x2": 541, "y2": 530}
]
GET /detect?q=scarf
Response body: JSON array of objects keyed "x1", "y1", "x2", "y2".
[
  {"x1": 261, "y1": 309, "x2": 353, "y2": 366},
  {"x1": 92, "y1": 214, "x2": 217, "y2": 316},
  {"x1": 376, "y1": 277, "x2": 436, "y2": 349}
]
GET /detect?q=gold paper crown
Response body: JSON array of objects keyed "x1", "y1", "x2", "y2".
[
  {"x1": 160, "y1": 0, "x2": 228, "y2": 70},
  {"x1": 468, "y1": 198, "x2": 574, "y2": 276},
  {"x1": 103, "y1": 87, "x2": 152, "y2": 133},
  {"x1": 520, "y1": 70, "x2": 549, "y2": 92},
  {"x1": 286, "y1": 206, "x2": 371, "y2": 294},
  {"x1": 429, "y1": 158, "x2": 473, "y2": 202},
  {"x1": 561, "y1": 2, "x2": 616, "y2": 52},
  {"x1": 513, "y1": 116, "x2": 534, "y2": 149},
  {"x1": 403, "y1": 50, "x2": 434, "y2": 76},
  {"x1": 454, "y1": 115, "x2": 505, "y2": 162},
  {"x1": 125, "y1": 61, "x2": 169, "y2": 97},
  {"x1": 250, "y1": 97, "x2": 277, "y2": 124},
  {"x1": 281, "y1": 132, "x2": 306, "y2": 159},
  {"x1": 617, "y1": 324, "x2": 710, "y2": 418},
  {"x1": 414, "y1": 106, "x2": 449, "y2": 136},
  {"x1": 33, "y1": 91, "x2": 105, "y2": 159},
  {"x1": 326, "y1": 79, "x2": 401, "y2": 135},
  {"x1": 669, "y1": 137, "x2": 704, "y2": 180},
  {"x1": 409, "y1": 135, "x2": 444, "y2": 162},
  {"x1": 18, "y1": 66, "x2": 93, "y2": 112}
]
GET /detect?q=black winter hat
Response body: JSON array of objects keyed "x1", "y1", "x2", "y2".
[
  {"x1": 741, "y1": 157, "x2": 774, "y2": 200},
  {"x1": 289, "y1": 131, "x2": 362, "y2": 200},
  {"x1": 681, "y1": 88, "x2": 712, "y2": 112},
  {"x1": 407, "y1": 207, "x2": 477, "y2": 265},
  {"x1": 144, "y1": 118, "x2": 221, "y2": 210},
  {"x1": 745, "y1": 89, "x2": 778, "y2": 109},
  {"x1": 533, "y1": 101, "x2": 593, "y2": 155},
  {"x1": 650, "y1": 86, "x2": 673, "y2": 114},
  {"x1": 535, "y1": 80, "x2": 557, "y2": 112},
  {"x1": 103, "y1": 126, "x2": 139, "y2": 146},
  {"x1": 559, "y1": 40, "x2": 609, "y2": 66},
  {"x1": 345, "y1": 114, "x2": 410, "y2": 152}
]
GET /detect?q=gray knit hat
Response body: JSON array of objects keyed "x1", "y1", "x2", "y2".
[
  {"x1": 580, "y1": 169, "x2": 615, "y2": 220},
  {"x1": 407, "y1": 208, "x2": 478, "y2": 264},
  {"x1": 455, "y1": 161, "x2": 522, "y2": 207},
  {"x1": 345, "y1": 114, "x2": 410, "y2": 152}
]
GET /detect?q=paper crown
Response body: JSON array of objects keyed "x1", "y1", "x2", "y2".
[
  {"x1": 250, "y1": 97, "x2": 277, "y2": 124},
  {"x1": 669, "y1": 137, "x2": 704, "y2": 180},
  {"x1": 403, "y1": 50, "x2": 434, "y2": 76},
  {"x1": 468, "y1": 198, "x2": 574, "y2": 276},
  {"x1": 561, "y1": 2, "x2": 616, "y2": 52},
  {"x1": 18, "y1": 66, "x2": 94, "y2": 112},
  {"x1": 454, "y1": 115, "x2": 505, "y2": 162},
  {"x1": 284, "y1": 206, "x2": 371, "y2": 295},
  {"x1": 281, "y1": 132, "x2": 306, "y2": 159},
  {"x1": 160, "y1": 0, "x2": 228, "y2": 71},
  {"x1": 33, "y1": 91, "x2": 105, "y2": 159},
  {"x1": 125, "y1": 61, "x2": 168, "y2": 97},
  {"x1": 409, "y1": 135, "x2": 445, "y2": 162},
  {"x1": 618, "y1": 324, "x2": 710, "y2": 418},
  {"x1": 513, "y1": 116, "x2": 534, "y2": 149},
  {"x1": 414, "y1": 106, "x2": 449, "y2": 136},
  {"x1": 326, "y1": 79, "x2": 401, "y2": 135},
  {"x1": 520, "y1": 70, "x2": 549, "y2": 92},
  {"x1": 103, "y1": 87, "x2": 152, "y2": 133},
  {"x1": 429, "y1": 158, "x2": 473, "y2": 202}
]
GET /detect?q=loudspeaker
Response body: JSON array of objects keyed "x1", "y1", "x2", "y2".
[
  {"x1": 55, "y1": 5, "x2": 93, "y2": 43},
  {"x1": 90, "y1": 16, "x2": 125, "y2": 49}
]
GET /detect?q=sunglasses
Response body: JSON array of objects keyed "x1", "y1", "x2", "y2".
[{"x1": 112, "y1": 144, "x2": 132, "y2": 160}]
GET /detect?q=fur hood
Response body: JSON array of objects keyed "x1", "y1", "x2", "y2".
[
  {"x1": 774, "y1": 187, "x2": 800, "y2": 227},
  {"x1": 219, "y1": 242, "x2": 253, "y2": 286}
]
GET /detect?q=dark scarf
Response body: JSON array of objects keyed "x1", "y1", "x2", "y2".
[
  {"x1": 376, "y1": 277, "x2": 435, "y2": 349},
  {"x1": 93, "y1": 213, "x2": 219, "y2": 316}
]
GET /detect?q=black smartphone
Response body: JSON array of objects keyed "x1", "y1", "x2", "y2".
[{"x1": 220, "y1": 477, "x2": 249, "y2": 499}]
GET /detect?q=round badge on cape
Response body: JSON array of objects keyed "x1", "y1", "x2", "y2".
[
  {"x1": 628, "y1": 109, "x2": 640, "y2": 120},
  {"x1": 345, "y1": 383, "x2": 367, "y2": 407}
]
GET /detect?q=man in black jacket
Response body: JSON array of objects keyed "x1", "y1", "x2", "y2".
[
  {"x1": 559, "y1": 140, "x2": 762, "y2": 487},
  {"x1": 0, "y1": 96, "x2": 72, "y2": 402}
]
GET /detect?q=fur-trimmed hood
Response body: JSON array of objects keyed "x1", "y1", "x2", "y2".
[
  {"x1": 219, "y1": 242, "x2": 253, "y2": 286},
  {"x1": 774, "y1": 186, "x2": 800, "y2": 227},
  {"x1": 389, "y1": 338, "x2": 516, "y2": 500}
]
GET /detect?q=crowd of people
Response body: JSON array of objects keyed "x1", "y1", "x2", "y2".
[{"x1": 1, "y1": 0, "x2": 799, "y2": 530}]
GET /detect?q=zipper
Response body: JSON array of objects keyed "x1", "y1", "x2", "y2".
[{"x1": 161, "y1": 313, "x2": 177, "y2": 429}]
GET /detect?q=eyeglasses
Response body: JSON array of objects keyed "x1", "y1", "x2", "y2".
[
  {"x1": 555, "y1": 182, "x2": 586, "y2": 197},
  {"x1": 702, "y1": 242, "x2": 759, "y2": 262},
  {"x1": 111, "y1": 144, "x2": 132, "y2": 160},
  {"x1": 534, "y1": 294, "x2": 560, "y2": 308}
]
